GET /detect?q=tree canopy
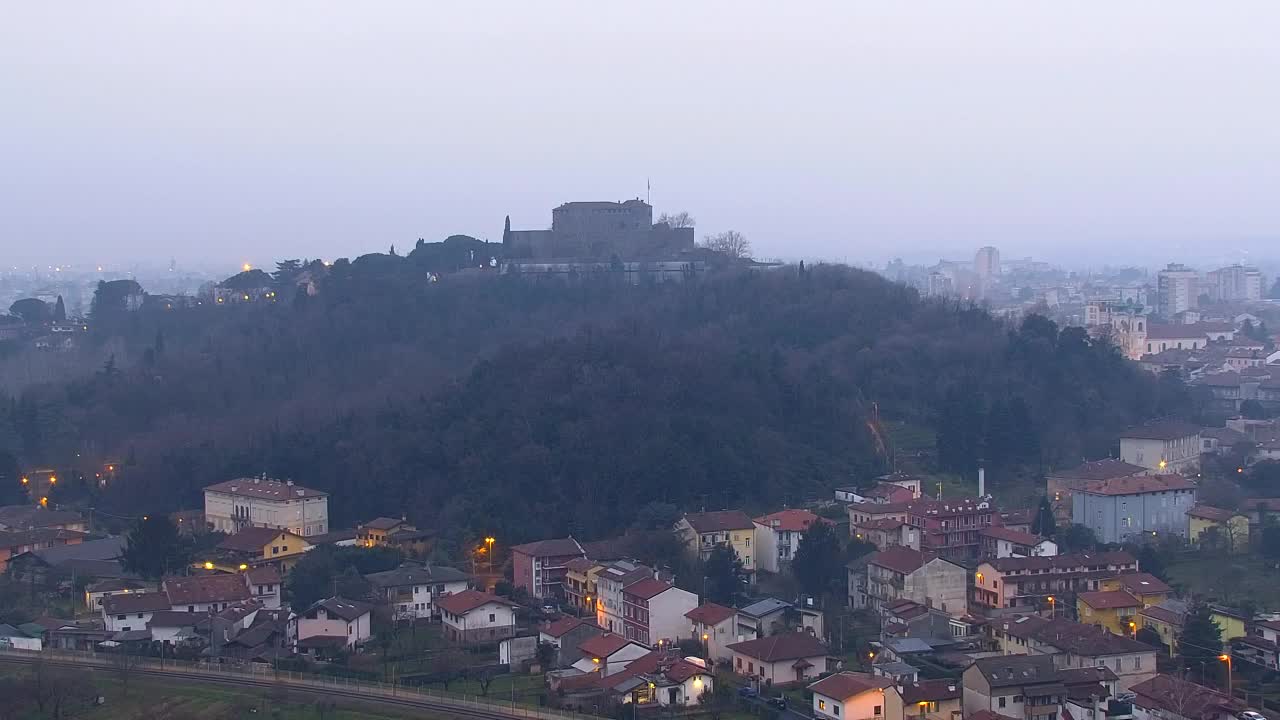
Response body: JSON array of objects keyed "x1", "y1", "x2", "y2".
[{"x1": 121, "y1": 516, "x2": 192, "y2": 579}]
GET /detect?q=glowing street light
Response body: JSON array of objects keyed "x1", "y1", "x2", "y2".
[
  {"x1": 1158, "y1": 459, "x2": 1168, "y2": 471},
  {"x1": 203, "y1": 561, "x2": 214, "y2": 570},
  {"x1": 1219, "y1": 654, "x2": 1232, "y2": 694},
  {"x1": 238, "y1": 564, "x2": 249, "y2": 571}
]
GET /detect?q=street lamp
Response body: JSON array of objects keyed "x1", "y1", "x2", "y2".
[
  {"x1": 485, "y1": 537, "x2": 496, "y2": 573},
  {"x1": 918, "y1": 701, "x2": 929, "y2": 718},
  {"x1": 1128, "y1": 621, "x2": 1137, "y2": 639},
  {"x1": 1219, "y1": 654, "x2": 1232, "y2": 696},
  {"x1": 203, "y1": 561, "x2": 214, "y2": 570},
  {"x1": 1047, "y1": 596, "x2": 1055, "y2": 617}
]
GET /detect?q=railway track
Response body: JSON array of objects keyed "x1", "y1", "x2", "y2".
[{"x1": 0, "y1": 653, "x2": 590, "y2": 720}]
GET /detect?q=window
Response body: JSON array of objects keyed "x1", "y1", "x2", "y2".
[
  {"x1": 188, "y1": 606, "x2": 195, "y2": 612},
  {"x1": 1014, "y1": 696, "x2": 1023, "y2": 703},
  {"x1": 489, "y1": 613, "x2": 496, "y2": 622},
  {"x1": 1114, "y1": 658, "x2": 1121, "y2": 671},
  {"x1": 137, "y1": 613, "x2": 144, "y2": 619},
  {"x1": 874, "y1": 706, "x2": 882, "y2": 716},
  {"x1": 834, "y1": 706, "x2": 841, "y2": 716},
  {"x1": 737, "y1": 658, "x2": 743, "y2": 669},
  {"x1": 818, "y1": 700, "x2": 827, "y2": 711},
  {"x1": 117, "y1": 614, "x2": 126, "y2": 620},
  {"x1": 1133, "y1": 656, "x2": 1142, "y2": 670},
  {"x1": 748, "y1": 662, "x2": 754, "y2": 673},
  {"x1": 999, "y1": 698, "x2": 1007, "y2": 708}
]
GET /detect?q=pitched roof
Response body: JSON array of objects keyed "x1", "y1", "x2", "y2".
[
  {"x1": 1080, "y1": 474, "x2": 1195, "y2": 496},
  {"x1": 738, "y1": 597, "x2": 792, "y2": 618},
  {"x1": 86, "y1": 578, "x2": 149, "y2": 594},
  {"x1": 164, "y1": 574, "x2": 251, "y2": 605},
  {"x1": 972, "y1": 654, "x2": 1059, "y2": 688},
  {"x1": 1140, "y1": 603, "x2": 1187, "y2": 627},
  {"x1": 1107, "y1": 572, "x2": 1171, "y2": 595},
  {"x1": 1130, "y1": 675, "x2": 1243, "y2": 720},
  {"x1": 217, "y1": 526, "x2": 295, "y2": 553},
  {"x1": 979, "y1": 526, "x2": 1044, "y2": 546},
  {"x1": 987, "y1": 550, "x2": 1136, "y2": 573},
  {"x1": 1186, "y1": 505, "x2": 1241, "y2": 522},
  {"x1": 0, "y1": 506, "x2": 85, "y2": 530},
  {"x1": 808, "y1": 672, "x2": 892, "y2": 700},
  {"x1": 578, "y1": 633, "x2": 637, "y2": 659},
  {"x1": 1145, "y1": 324, "x2": 1212, "y2": 340},
  {"x1": 0, "y1": 528, "x2": 87, "y2": 548},
  {"x1": 308, "y1": 597, "x2": 372, "y2": 622},
  {"x1": 364, "y1": 563, "x2": 468, "y2": 588},
  {"x1": 1078, "y1": 590, "x2": 1142, "y2": 610},
  {"x1": 1047, "y1": 459, "x2": 1148, "y2": 481},
  {"x1": 855, "y1": 519, "x2": 908, "y2": 532},
  {"x1": 867, "y1": 546, "x2": 935, "y2": 575},
  {"x1": 510, "y1": 537, "x2": 585, "y2": 558},
  {"x1": 147, "y1": 611, "x2": 199, "y2": 628},
  {"x1": 682, "y1": 510, "x2": 755, "y2": 533},
  {"x1": 727, "y1": 632, "x2": 828, "y2": 662},
  {"x1": 542, "y1": 616, "x2": 598, "y2": 638},
  {"x1": 602, "y1": 650, "x2": 713, "y2": 688},
  {"x1": 360, "y1": 517, "x2": 406, "y2": 530},
  {"x1": 753, "y1": 509, "x2": 828, "y2": 533},
  {"x1": 685, "y1": 602, "x2": 736, "y2": 626},
  {"x1": 435, "y1": 589, "x2": 515, "y2": 616},
  {"x1": 969, "y1": 712, "x2": 1020, "y2": 720},
  {"x1": 245, "y1": 566, "x2": 282, "y2": 585},
  {"x1": 999, "y1": 615, "x2": 1151, "y2": 655},
  {"x1": 623, "y1": 578, "x2": 675, "y2": 600},
  {"x1": 27, "y1": 536, "x2": 126, "y2": 567},
  {"x1": 1119, "y1": 421, "x2": 1202, "y2": 441},
  {"x1": 897, "y1": 679, "x2": 963, "y2": 704},
  {"x1": 204, "y1": 478, "x2": 326, "y2": 500},
  {"x1": 103, "y1": 592, "x2": 172, "y2": 614}
]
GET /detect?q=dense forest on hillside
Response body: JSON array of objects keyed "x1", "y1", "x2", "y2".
[{"x1": 0, "y1": 258, "x2": 1189, "y2": 542}]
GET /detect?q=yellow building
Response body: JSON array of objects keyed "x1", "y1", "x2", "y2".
[
  {"x1": 1138, "y1": 603, "x2": 1185, "y2": 653},
  {"x1": 1210, "y1": 606, "x2": 1248, "y2": 642},
  {"x1": 676, "y1": 511, "x2": 758, "y2": 572},
  {"x1": 1186, "y1": 505, "x2": 1249, "y2": 552},
  {"x1": 217, "y1": 526, "x2": 312, "y2": 565},
  {"x1": 1100, "y1": 573, "x2": 1171, "y2": 608},
  {"x1": 357, "y1": 516, "x2": 414, "y2": 547},
  {"x1": 1078, "y1": 590, "x2": 1142, "y2": 636}
]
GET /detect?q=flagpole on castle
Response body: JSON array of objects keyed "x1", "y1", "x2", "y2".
[{"x1": 646, "y1": 178, "x2": 650, "y2": 205}]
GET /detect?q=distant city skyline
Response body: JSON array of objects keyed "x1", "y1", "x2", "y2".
[{"x1": 2, "y1": 2, "x2": 1277, "y2": 268}]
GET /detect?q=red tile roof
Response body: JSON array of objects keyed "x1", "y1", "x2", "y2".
[
  {"x1": 1047, "y1": 459, "x2": 1148, "y2": 481},
  {"x1": 1078, "y1": 590, "x2": 1141, "y2": 610},
  {"x1": 1107, "y1": 572, "x2": 1171, "y2": 596},
  {"x1": 435, "y1": 590, "x2": 515, "y2": 616},
  {"x1": 217, "y1": 527, "x2": 297, "y2": 553},
  {"x1": 204, "y1": 478, "x2": 326, "y2": 500},
  {"x1": 867, "y1": 546, "x2": 935, "y2": 575},
  {"x1": 622, "y1": 578, "x2": 675, "y2": 600},
  {"x1": 898, "y1": 679, "x2": 963, "y2": 703},
  {"x1": 1186, "y1": 505, "x2": 1240, "y2": 522},
  {"x1": 753, "y1": 509, "x2": 828, "y2": 533},
  {"x1": 578, "y1": 633, "x2": 637, "y2": 659},
  {"x1": 164, "y1": 574, "x2": 251, "y2": 605},
  {"x1": 988, "y1": 551, "x2": 1137, "y2": 573},
  {"x1": 542, "y1": 616, "x2": 597, "y2": 638},
  {"x1": 685, "y1": 602, "x2": 736, "y2": 626},
  {"x1": 682, "y1": 510, "x2": 755, "y2": 533},
  {"x1": 1081, "y1": 474, "x2": 1195, "y2": 496},
  {"x1": 727, "y1": 632, "x2": 828, "y2": 662},
  {"x1": 510, "y1": 537, "x2": 585, "y2": 558},
  {"x1": 1119, "y1": 421, "x2": 1202, "y2": 441},
  {"x1": 245, "y1": 566, "x2": 281, "y2": 585},
  {"x1": 979, "y1": 526, "x2": 1044, "y2": 546},
  {"x1": 808, "y1": 672, "x2": 891, "y2": 700}
]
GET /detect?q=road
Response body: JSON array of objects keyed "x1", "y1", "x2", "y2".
[{"x1": 0, "y1": 650, "x2": 597, "y2": 720}]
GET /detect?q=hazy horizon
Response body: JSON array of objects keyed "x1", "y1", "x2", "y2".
[{"x1": 3, "y1": 2, "x2": 1277, "y2": 269}]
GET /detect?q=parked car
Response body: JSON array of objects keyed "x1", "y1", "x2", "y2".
[
  {"x1": 767, "y1": 697, "x2": 787, "y2": 710},
  {"x1": 1239, "y1": 711, "x2": 1266, "y2": 720},
  {"x1": 737, "y1": 687, "x2": 758, "y2": 698}
]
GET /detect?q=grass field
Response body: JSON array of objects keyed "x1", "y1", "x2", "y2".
[{"x1": 1165, "y1": 554, "x2": 1280, "y2": 611}]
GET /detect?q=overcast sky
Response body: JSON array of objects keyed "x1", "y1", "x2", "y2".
[{"x1": 2, "y1": 2, "x2": 1277, "y2": 270}]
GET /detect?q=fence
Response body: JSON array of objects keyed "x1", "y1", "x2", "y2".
[{"x1": 0, "y1": 647, "x2": 602, "y2": 720}]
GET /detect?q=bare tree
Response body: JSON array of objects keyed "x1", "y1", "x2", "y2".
[
  {"x1": 111, "y1": 648, "x2": 144, "y2": 697},
  {"x1": 702, "y1": 230, "x2": 751, "y2": 259},
  {"x1": 657, "y1": 212, "x2": 695, "y2": 229}
]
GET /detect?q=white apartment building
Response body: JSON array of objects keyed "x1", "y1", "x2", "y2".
[
  {"x1": 1157, "y1": 264, "x2": 1199, "y2": 317},
  {"x1": 204, "y1": 476, "x2": 329, "y2": 537}
]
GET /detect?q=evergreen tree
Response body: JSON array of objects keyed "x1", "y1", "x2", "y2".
[
  {"x1": 703, "y1": 545, "x2": 745, "y2": 606},
  {"x1": 121, "y1": 516, "x2": 192, "y2": 579},
  {"x1": 1032, "y1": 496, "x2": 1056, "y2": 537},
  {"x1": 791, "y1": 520, "x2": 842, "y2": 598},
  {"x1": 1180, "y1": 604, "x2": 1224, "y2": 682}
]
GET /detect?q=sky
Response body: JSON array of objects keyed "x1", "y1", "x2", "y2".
[{"x1": 2, "y1": 2, "x2": 1278, "y2": 270}]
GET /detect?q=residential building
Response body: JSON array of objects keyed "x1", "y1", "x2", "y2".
[
  {"x1": 215, "y1": 527, "x2": 312, "y2": 564},
  {"x1": 685, "y1": 603, "x2": 737, "y2": 663},
  {"x1": 979, "y1": 527, "x2": 1057, "y2": 559},
  {"x1": 675, "y1": 511, "x2": 757, "y2": 572},
  {"x1": 145, "y1": 611, "x2": 201, "y2": 645},
  {"x1": 1157, "y1": 264, "x2": 1199, "y2": 317},
  {"x1": 728, "y1": 632, "x2": 831, "y2": 686},
  {"x1": 914, "y1": 498, "x2": 1001, "y2": 562},
  {"x1": 365, "y1": 563, "x2": 469, "y2": 620},
  {"x1": 1119, "y1": 422, "x2": 1202, "y2": 473},
  {"x1": 1077, "y1": 591, "x2": 1143, "y2": 636},
  {"x1": 355, "y1": 516, "x2": 417, "y2": 547},
  {"x1": 1130, "y1": 675, "x2": 1243, "y2": 720},
  {"x1": 203, "y1": 477, "x2": 329, "y2": 537},
  {"x1": 994, "y1": 615, "x2": 1156, "y2": 691},
  {"x1": 1235, "y1": 619, "x2": 1280, "y2": 671},
  {"x1": 595, "y1": 560, "x2": 659, "y2": 635},
  {"x1": 0, "y1": 528, "x2": 86, "y2": 572},
  {"x1": 1098, "y1": 573, "x2": 1170, "y2": 608},
  {"x1": 1046, "y1": 459, "x2": 1149, "y2": 527},
  {"x1": 437, "y1": 590, "x2": 517, "y2": 645},
  {"x1": 753, "y1": 509, "x2": 831, "y2": 572},
  {"x1": 962, "y1": 655, "x2": 1067, "y2": 720},
  {"x1": 573, "y1": 633, "x2": 650, "y2": 676},
  {"x1": 510, "y1": 536, "x2": 585, "y2": 600},
  {"x1": 810, "y1": 672, "x2": 893, "y2": 720},
  {"x1": 1185, "y1": 506, "x2": 1249, "y2": 552},
  {"x1": 883, "y1": 678, "x2": 963, "y2": 720},
  {"x1": 972, "y1": 551, "x2": 1139, "y2": 611},
  {"x1": 1208, "y1": 605, "x2": 1248, "y2": 644},
  {"x1": 84, "y1": 578, "x2": 154, "y2": 613},
  {"x1": 164, "y1": 574, "x2": 253, "y2": 614},
  {"x1": 538, "y1": 616, "x2": 601, "y2": 667},
  {"x1": 1072, "y1": 474, "x2": 1196, "y2": 543},
  {"x1": 563, "y1": 557, "x2": 602, "y2": 615},
  {"x1": 880, "y1": 598, "x2": 955, "y2": 640},
  {"x1": 0, "y1": 506, "x2": 87, "y2": 533},
  {"x1": 1205, "y1": 265, "x2": 1263, "y2": 302},
  {"x1": 297, "y1": 597, "x2": 372, "y2": 648},
  {"x1": 854, "y1": 519, "x2": 921, "y2": 551},
  {"x1": 621, "y1": 577, "x2": 697, "y2": 647},
  {"x1": 605, "y1": 650, "x2": 715, "y2": 708},
  {"x1": 1138, "y1": 600, "x2": 1187, "y2": 654},
  {"x1": 245, "y1": 566, "x2": 282, "y2": 609},
  {"x1": 850, "y1": 547, "x2": 966, "y2": 615},
  {"x1": 102, "y1": 592, "x2": 173, "y2": 633},
  {"x1": 735, "y1": 597, "x2": 793, "y2": 640}
]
